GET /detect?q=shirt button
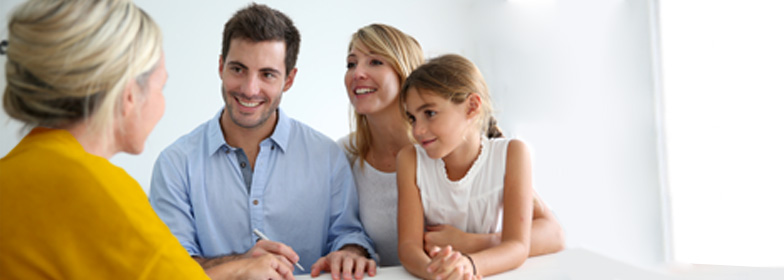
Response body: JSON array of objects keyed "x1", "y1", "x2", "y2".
[
  {"x1": 240, "y1": 162, "x2": 246, "y2": 168},
  {"x1": 271, "y1": 146, "x2": 275, "y2": 150},
  {"x1": 253, "y1": 200, "x2": 259, "y2": 205},
  {"x1": 225, "y1": 149, "x2": 230, "y2": 154}
]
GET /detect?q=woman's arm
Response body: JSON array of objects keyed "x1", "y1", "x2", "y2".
[
  {"x1": 528, "y1": 191, "x2": 565, "y2": 256},
  {"x1": 468, "y1": 139, "x2": 535, "y2": 277},
  {"x1": 396, "y1": 146, "x2": 435, "y2": 279},
  {"x1": 424, "y1": 190, "x2": 564, "y2": 256}
]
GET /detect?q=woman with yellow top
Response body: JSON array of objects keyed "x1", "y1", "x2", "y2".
[{"x1": 0, "y1": 0, "x2": 295, "y2": 279}]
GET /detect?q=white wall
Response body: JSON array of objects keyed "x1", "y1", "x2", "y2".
[
  {"x1": 660, "y1": 0, "x2": 784, "y2": 267},
  {"x1": 469, "y1": 0, "x2": 664, "y2": 268},
  {"x1": 0, "y1": 0, "x2": 664, "y2": 269}
]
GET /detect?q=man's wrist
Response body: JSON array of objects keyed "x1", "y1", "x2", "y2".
[
  {"x1": 339, "y1": 244, "x2": 370, "y2": 258},
  {"x1": 193, "y1": 254, "x2": 243, "y2": 269}
]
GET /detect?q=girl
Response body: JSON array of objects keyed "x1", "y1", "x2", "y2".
[{"x1": 397, "y1": 54, "x2": 536, "y2": 279}]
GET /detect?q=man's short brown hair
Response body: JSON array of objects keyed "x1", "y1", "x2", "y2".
[{"x1": 221, "y1": 4, "x2": 300, "y2": 75}]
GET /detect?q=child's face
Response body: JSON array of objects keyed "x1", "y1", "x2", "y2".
[
  {"x1": 345, "y1": 42, "x2": 401, "y2": 115},
  {"x1": 404, "y1": 88, "x2": 474, "y2": 159}
]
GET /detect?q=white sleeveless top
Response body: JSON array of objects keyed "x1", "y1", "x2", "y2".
[
  {"x1": 416, "y1": 137, "x2": 511, "y2": 234},
  {"x1": 338, "y1": 136, "x2": 401, "y2": 267}
]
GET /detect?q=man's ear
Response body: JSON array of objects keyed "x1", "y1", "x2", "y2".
[
  {"x1": 218, "y1": 55, "x2": 224, "y2": 76},
  {"x1": 282, "y1": 67, "x2": 298, "y2": 92},
  {"x1": 466, "y1": 92, "x2": 482, "y2": 119}
]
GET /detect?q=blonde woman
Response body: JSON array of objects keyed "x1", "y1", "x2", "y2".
[
  {"x1": 0, "y1": 0, "x2": 293, "y2": 279},
  {"x1": 340, "y1": 23, "x2": 426, "y2": 267}
]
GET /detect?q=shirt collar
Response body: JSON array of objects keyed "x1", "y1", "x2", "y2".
[
  {"x1": 206, "y1": 109, "x2": 226, "y2": 154},
  {"x1": 269, "y1": 108, "x2": 291, "y2": 153},
  {"x1": 206, "y1": 107, "x2": 292, "y2": 154}
]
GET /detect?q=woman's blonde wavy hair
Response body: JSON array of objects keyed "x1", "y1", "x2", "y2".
[
  {"x1": 3, "y1": 0, "x2": 163, "y2": 139},
  {"x1": 344, "y1": 23, "x2": 424, "y2": 169}
]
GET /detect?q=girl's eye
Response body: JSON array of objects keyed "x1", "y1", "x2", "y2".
[
  {"x1": 407, "y1": 113, "x2": 416, "y2": 124},
  {"x1": 347, "y1": 62, "x2": 356, "y2": 69},
  {"x1": 370, "y1": 59, "x2": 383, "y2": 66},
  {"x1": 424, "y1": 110, "x2": 437, "y2": 117}
]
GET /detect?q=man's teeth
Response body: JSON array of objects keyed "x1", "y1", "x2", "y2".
[
  {"x1": 355, "y1": 88, "x2": 376, "y2": 95},
  {"x1": 239, "y1": 100, "x2": 261, "y2": 107}
]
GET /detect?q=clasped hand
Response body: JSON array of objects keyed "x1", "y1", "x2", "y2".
[{"x1": 426, "y1": 246, "x2": 481, "y2": 280}]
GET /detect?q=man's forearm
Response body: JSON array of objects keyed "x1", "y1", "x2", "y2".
[{"x1": 193, "y1": 254, "x2": 244, "y2": 269}]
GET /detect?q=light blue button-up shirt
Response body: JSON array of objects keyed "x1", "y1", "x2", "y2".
[{"x1": 150, "y1": 109, "x2": 376, "y2": 273}]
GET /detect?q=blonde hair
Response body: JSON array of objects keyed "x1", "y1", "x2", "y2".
[
  {"x1": 3, "y1": 0, "x2": 163, "y2": 137},
  {"x1": 345, "y1": 24, "x2": 424, "y2": 168},
  {"x1": 400, "y1": 54, "x2": 503, "y2": 139}
]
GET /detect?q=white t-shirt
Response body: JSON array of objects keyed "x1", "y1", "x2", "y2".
[
  {"x1": 338, "y1": 136, "x2": 401, "y2": 267},
  {"x1": 416, "y1": 137, "x2": 511, "y2": 234}
]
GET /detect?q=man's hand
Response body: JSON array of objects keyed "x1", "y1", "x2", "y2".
[
  {"x1": 244, "y1": 240, "x2": 300, "y2": 270},
  {"x1": 310, "y1": 245, "x2": 377, "y2": 280},
  {"x1": 205, "y1": 253, "x2": 296, "y2": 280},
  {"x1": 194, "y1": 239, "x2": 300, "y2": 270}
]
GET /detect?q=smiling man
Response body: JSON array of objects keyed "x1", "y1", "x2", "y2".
[{"x1": 149, "y1": 4, "x2": 378, "y2": 280}]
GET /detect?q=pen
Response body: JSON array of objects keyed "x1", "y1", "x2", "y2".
[{"x1": 253, "y1": 228, "x2": 306, "y2": 272}]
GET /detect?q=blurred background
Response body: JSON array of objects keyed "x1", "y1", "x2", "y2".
[{"x1": 2, "y1": 0, "x2": 781, "y2": 271}]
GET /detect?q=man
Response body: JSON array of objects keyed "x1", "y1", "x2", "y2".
[{"x1": 150, "y1": 4, "x2": 377, "y2": 280}]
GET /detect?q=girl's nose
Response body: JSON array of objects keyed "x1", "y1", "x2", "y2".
[{"x1": 413, "y1": 121, "x2": 427, "y2": 138}]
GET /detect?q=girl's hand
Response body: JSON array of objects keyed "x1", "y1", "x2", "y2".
[{"x1": 426, "y1": 245, "x2": 476, "y2": 280}]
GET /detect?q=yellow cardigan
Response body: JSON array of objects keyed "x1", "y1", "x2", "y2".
[{"x1": 0, "y1": 128, "x2": 209, "y2": 279}]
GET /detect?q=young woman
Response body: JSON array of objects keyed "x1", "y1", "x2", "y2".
[
  {"x1": 397, "y1": 54, "x2": 541, "y2": 279},
  {"x1": 340, "y1": 23, "x2": 425, "y2": 267}
]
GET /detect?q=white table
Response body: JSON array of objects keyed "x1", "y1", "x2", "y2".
[
  {"x1": 296, "y1": 248, "x2": 665, "y2": 280},
  {"x1": 296, "y1": 248, "x2": 784, "y2": 280}
]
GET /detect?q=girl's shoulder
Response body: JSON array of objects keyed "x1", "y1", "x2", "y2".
[
  {"x1": 487, "y1": 137, "x2": 528, "y2": 150},
  {"x1": 483, "y1": 138, "x2": 530, "y2": 165},
  {"x1": 485, "y1": 137, "x2": 528, "y2": 154},
  {"x1": 398, "y1": 144, "x2": 418, "y2": 162},
  {"x1": 503, "y1": 138, "x2": 531, "y2": 166}
]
